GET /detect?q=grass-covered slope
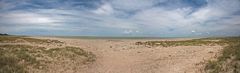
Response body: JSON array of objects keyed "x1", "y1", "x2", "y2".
[
  {"x1": 0, "y1": 36, "x2": 63, "y2": 44},
  {"x1": 0, "y1": 36, "x2": 96, "y2": 73},
  {"x1": 204, "y1": 37, "x2": 240, "y2": 73}
]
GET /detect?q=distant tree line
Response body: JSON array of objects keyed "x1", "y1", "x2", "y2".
[{"x1": 0, "y1": 33, "x2": 9, "y2": 36}]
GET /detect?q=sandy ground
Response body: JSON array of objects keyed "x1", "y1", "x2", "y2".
[{"x1": 32, "y1": 37, "x2": 222, "y2": 73}]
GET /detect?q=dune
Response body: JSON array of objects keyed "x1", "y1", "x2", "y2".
[
  {"x1": 2, "y1": 36, "x2": 240, "y2": 73},
  {"x1": 29, "y1": 37, "x2": 223, "y2": 73}
]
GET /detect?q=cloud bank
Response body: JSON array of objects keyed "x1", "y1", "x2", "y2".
[{"x1": 0, "y1": 0, "x2": 240, "y2": 37}]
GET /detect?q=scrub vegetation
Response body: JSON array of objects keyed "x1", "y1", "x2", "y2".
[
  {"x1": 204, "y1": 37, "x2": 240, "y2": 73},
  {"x1": 0, "y1": 36, "x2": 96, "y2": 73},
  {"x1": 0, "y1": 36, "x2": 64, "y2": 44},
  {"x1": 136, "y1": 37, "x2": 240, "y2": 73},
  {"x1": 135, "y1": 39, "x2": 224, "y2": 47}
]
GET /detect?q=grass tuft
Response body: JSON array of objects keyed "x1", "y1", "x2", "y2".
[
  {"x1": 45, "y1": 46, "x2": 96, "y2": 63},
  {"x1": 204, "y1": 37, "x2": 240, "y2": 73},
  {"x1": 0, "y1": 45, "x2": 36, "y2": 73}
]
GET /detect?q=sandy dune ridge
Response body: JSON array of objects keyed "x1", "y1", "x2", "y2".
[{"x1": 29, "y1": 37, "x2": 222, "y2": 73}]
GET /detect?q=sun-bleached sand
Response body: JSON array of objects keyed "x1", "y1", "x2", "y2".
[{"x1": 30, "y1": 37, "x2": 222, "y2": 73}]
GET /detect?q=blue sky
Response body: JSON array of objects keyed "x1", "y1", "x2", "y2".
[{"x1": 0, "y1": 0, "x2": 240, "y2": 37}]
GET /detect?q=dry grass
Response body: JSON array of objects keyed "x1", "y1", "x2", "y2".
[
  {"x1": 135, "y1": 39, "x2": 224, "y2": 47},
  {"x1": 44, "y1": 46, "x2": 96, "y2": 63},
  {"x1": 0, "y1": 36, "x2": 96, "y2": 73},
  {"x1": 135, "y1": 37, "x2": 240, "y2": 73},
  {"x1": 0, "y1": 45, "x2": 43, "y2": 73},
  {"x1": 204, "y1": 37, "x2": 240, "y2": 73},
  {"x1": 0, "y1": 36, "x2": 64, "y2": 44},
  {"x1": 0, "y1": 45, "x2": 96, "y2": 73}
]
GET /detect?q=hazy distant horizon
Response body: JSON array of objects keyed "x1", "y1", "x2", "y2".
[{"x1": 4, "y1": 33, "x2": 238, "y2": 39}]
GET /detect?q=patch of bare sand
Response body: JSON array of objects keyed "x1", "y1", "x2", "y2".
[{"x1": 33, "y1": 37, "x2": 222, "y2": 73}]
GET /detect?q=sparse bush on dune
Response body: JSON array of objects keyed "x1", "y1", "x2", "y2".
[
  {"x1": 0, "y1": 45, "x2": 96, "y2": 73},
  {"x1": 0, "y1": 36, "x2": 64, "y2": 44},
  {"x1": 0, "y1": 45, "x2": 41, "y2": 73},
  {"x1": 135, "y1": 39, "x2": 223, "y2": 47},
  {"x1": 205, "y1": 37, "x2": 240, "y2": 73},
  {"x1": 0, "y1": 56, "x2": 27, "y2": 73},
  {"x1": 45, "y1": 46, "x2": 96, "y2": 63}
]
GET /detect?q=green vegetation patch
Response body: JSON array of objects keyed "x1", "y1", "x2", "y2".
[{"x1": 45, "y1": 47, "x2": 96, "y2": 63}]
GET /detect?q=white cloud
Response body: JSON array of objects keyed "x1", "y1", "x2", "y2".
[
  {"x1": 20, "y1": 9, "x2": 138, "y2": 31},
  {"x1": 123, "y1": 29, "x2": 139, "y2": 34},
  {"x1": 189, "y1": 1, "x2": 238, "y2": 24},
  {"x1": 191, "y1": 30, "x2": 196, "y2": 33},
  {"x1": 123, "y1": 30, "x2": 133, "y2": 34},
  {"x1": 132, "y1": 7, "x2": 192, "y2": 30},
  {"x1": 128, "y1": 0, "x2": 240, "y2": 36},
  {"x1": 110, "y1": 0, "x2": 154, "y2": 11},
  {"x1": 93, "y1": 3, "x2": 114, "y2": 15},
  {"x1": 0, "y1": 11, "x2": 60, "y2": 26}
]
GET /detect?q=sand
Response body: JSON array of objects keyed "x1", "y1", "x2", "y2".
[{"x1": 31, "y1": 37, "x2": 222, "y2": 73}]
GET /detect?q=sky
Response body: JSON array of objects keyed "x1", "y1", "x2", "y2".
[{"x1": 0, "y1": 0, "x2": 240, "y2": 37}]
